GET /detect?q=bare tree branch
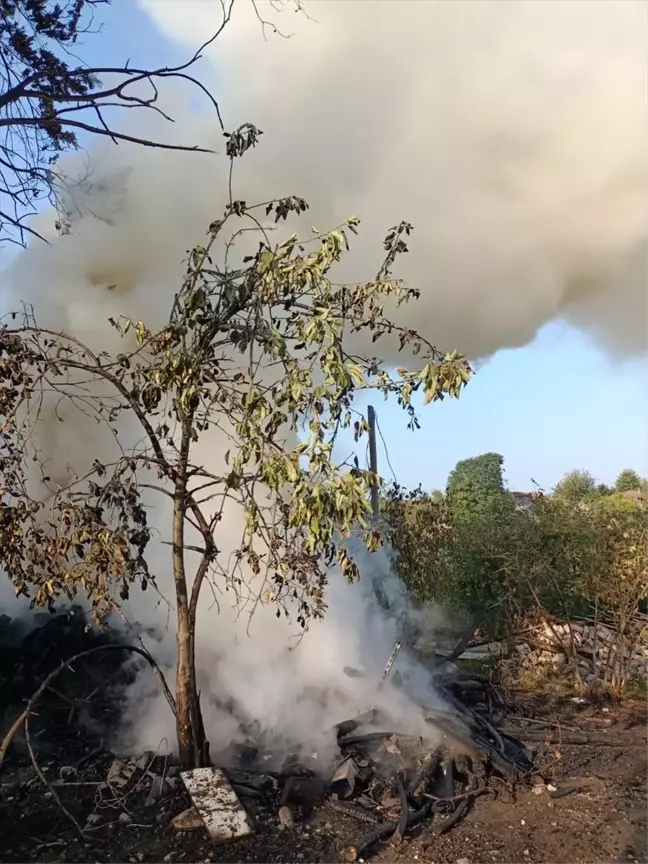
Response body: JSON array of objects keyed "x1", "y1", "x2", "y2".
[{"x1": 0, "y1": 0, "x2": 234, "y2": 244}]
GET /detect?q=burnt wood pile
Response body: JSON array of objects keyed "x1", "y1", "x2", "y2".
[
  {"x1": 0, "y1": 611, "x2": 598, "y2": 861},
  {"x1": 202, "y1": 669, "x2": 546, "y2": 859},
  {"x1": 300, "y1": 673, "x2": 538, "y2": 860}
]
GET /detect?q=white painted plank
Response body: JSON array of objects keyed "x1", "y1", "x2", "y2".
[{"x1": 180, "y1": 767, "x2": 252, "y2": 843}]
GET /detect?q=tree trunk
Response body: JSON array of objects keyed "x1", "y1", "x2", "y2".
[
  {"x1": 176, "y1": 603, "x2": 198, "y2": 768},
  {"x1": 175, "y1": 624, "x2": 207, "y2": 768},
  {"x1": 173, "y1": 422, "x2": 208, "y2": 769}
]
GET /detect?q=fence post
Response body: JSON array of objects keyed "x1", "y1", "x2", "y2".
[{"x1": 367, "y1": 405, "x2": 379, "y2": 519}]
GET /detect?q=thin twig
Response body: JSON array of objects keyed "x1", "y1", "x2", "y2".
[
  {"x1": 25, "y1": 711, "x2": 85, "y2": 839},
  {"x1": 424, "y1": 783, "x2": 488, "y2": 806},
  {"x1": 0, "y1": 711, "x2": 28, "y2": 767}
]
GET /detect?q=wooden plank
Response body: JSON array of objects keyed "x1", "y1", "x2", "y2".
[{"x1": 180, "y1": 767, "x2": 252, "y2": 843}]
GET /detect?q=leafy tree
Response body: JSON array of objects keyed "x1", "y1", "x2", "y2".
[
  {"x1": 385, "y1": 460, "x2": 520, "y2": 633},
  {"x1": 614, "y1": 468, "x2": 643, "y2": 494},
  {"x1": 0, "y1": 0, "x2": 243, "y2": 243},
  {"x1": 0, "y1": 127, "x2": 472, "y2": 767},
  {"x1": 382, "y1": 484, "x2": 454, "y2": 605},
  {"x1": 554, "y1": 469, "x2": 597, "y2": 502},
  {"x1": 578, "y1": 494, "x2": 648, "y2": 690},
  {"x1": 435, "y1": 454, "x2": 515, "y2": 631},
  {"x1": 445, "y1": 452, "x2": 511, "y2": 522}
]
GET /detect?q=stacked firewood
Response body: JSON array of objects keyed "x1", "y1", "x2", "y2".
[{"x1": 509, "y1": 618, "x2": 647, "y2": 684}]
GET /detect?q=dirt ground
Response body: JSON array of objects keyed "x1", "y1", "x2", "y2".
[{"x1": 0, "y1": 692, "x2": 645, "y2": 864}]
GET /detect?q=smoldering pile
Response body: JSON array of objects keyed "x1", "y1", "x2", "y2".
[
  {"x1": 261, "y1": 662, "x2": 539, "y2": 862},
  {"x1": 0, "y1": 605, "x2": 555, "y2": 862}
]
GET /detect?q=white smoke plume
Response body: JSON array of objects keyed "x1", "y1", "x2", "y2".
[
  {"x1": 2, "y1": 0, "x2": 646, "y2": 760},
  {"x1": 141, "y1": 0, "x2": 648, "y2": 360}
]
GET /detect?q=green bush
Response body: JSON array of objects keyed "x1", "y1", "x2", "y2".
[{"x1": 385, "y1": 457, "x2": 648, "y2": 642}]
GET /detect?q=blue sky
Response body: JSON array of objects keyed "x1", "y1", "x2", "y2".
[
  {"x1": 4, "y1": 1, "x2": 647, "y2": 494},
  {"x1": 363, "y1": 323, "x2": 648, "y2": 493}
]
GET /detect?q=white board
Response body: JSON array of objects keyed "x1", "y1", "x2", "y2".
[{"x1": 180, "y1": 767, "x2": 252, "y2": 843}]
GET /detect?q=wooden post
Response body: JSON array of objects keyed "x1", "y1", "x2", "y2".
[{"x1": 367, "y1": 405, "x2": 379, "y2": 519}]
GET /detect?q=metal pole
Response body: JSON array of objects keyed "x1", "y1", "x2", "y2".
[{"x1": 367, "y1": 405, "x2": 379, "y2": 519}]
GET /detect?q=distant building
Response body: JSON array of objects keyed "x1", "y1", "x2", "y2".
[{"x1": 511, "y1": 491, "x2": 539, "y2": 512}]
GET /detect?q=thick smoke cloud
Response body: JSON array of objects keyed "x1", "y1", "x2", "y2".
[
  {"x1": 141, "y1": 0, "x2": 647, "y2": 360},
  {"x1": 2, "y1": 0, "x2": 646, "y2": 758}
]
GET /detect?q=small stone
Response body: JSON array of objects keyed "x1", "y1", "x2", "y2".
[
  {"x1": 172, "y1": 808, "x2": 204, "y2": 831},
  {"x1": 547, "y1": 784, "x2": 558, "y2": 792},
  {"x1": 59, "y1": 766, "x2": 77, "y2": 780},
  {"x1": 524, "y1": 850, "x2": 530, "y2": 857},
  {"x1": 137, "y1": 854, "x2": 144, "y2": 862},
  {"x1": 278, "y1": 806, "x2": 294, "y2": 828},
  {"x1": 163, "y1": 855, "x2": 174, "y2": 863},
  {"x1": 456, "y1": 859, "x2": 471, "y2": 864},
  {"x1": 118, "y1": 812, "x2": 132, "y2": 825},
  {"x1": 85, "y1": 813, "x2": 103, "y2": 828}
]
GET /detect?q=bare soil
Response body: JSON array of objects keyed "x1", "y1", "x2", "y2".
[{"x1": 0, "y1": 693, "x2": 645, "y2": 864}]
